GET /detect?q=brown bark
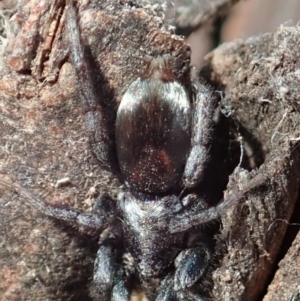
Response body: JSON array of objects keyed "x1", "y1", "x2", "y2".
[
  {"x1": 0, "y1": 1, "x2": 299, "y2": 301},
  {"x1": 206, "y1": 26, "x2": 300, "y2": 300}
]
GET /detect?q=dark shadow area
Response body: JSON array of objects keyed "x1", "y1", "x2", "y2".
[{"x1": 197, "y1": 104, "x2": 234, "y2": 205}]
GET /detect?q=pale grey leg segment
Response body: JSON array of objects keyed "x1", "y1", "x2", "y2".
[{"x1": 183, "y1": 80, "x2": 218, "y2": 188}]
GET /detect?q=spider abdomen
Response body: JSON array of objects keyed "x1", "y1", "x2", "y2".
[{"x1": 116, "y1": 77, "x2": 191, "y2": 193}]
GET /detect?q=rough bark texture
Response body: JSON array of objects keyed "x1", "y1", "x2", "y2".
[
  {"x1": 0, "y1": 1, "x2": 299, "y2": 301},
  {"x1": 263, "y1": 229, "x2": 300, "y2": 301},
  {"x1": 205, "y1": 25, "x2": 300, "y2": 300}
]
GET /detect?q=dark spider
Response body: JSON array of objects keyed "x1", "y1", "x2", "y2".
[{"x1": 0, "y1": 2, "x2": 252, "y2": 301}]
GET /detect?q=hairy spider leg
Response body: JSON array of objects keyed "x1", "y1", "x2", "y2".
[
  {"x1": 0, "y1": 177, "x2": 114, "y2": 230},
  {"x1": 169, "y1": 173, "x2": 267, "y2": 233},
  {"x1": 66, "y1": 1, "x2": 114, "y2": 169},
  {"x1": 183, "y1": 80, "x2": 218, "y2": 188}
]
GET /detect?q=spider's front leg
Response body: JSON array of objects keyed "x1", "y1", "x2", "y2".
[
  {"x1": 0, "y1": 177, "x2": 116, "y2": 231},
  {"x1": 169, "y1": 172, "x2": 267, "y2": 233},
  {"x1": 92, "y1": 238, "x2": 132, "y2": 301},
  {"x1": 66, "y1": 2, "x2": 115, "y2": 169},
  {"x1": 0, "y1": 176, "x2": 125, "y2": 300}
]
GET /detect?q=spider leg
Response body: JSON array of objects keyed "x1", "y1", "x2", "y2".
[
  {"x1": 156, "y1": 231, "x2": 213, "y2": 301},
  {"x1": 183, "y1": 79, "x2": 218, "y2": 188},
  {"x1": 0, "y1": 177, "x2": 115, "y2": 230},
  {"x1": 92, "y1": 238, "x2": 131, "y2": 301},
  {"x1": 66, "y1": 1, "x2": 115, "y2": 169},
  {"x1": 156, "y1": 274, "x2": 177, "y2": 301},
  {"x1": 174, "y1": 247, "x2": 211, "y2": 292},
  {"x1": 168, "y1": 191, "x2": 244, "y2": 233},
  {"x1": 169, "y1": 200, "x2": 222, "y2": 234},
  {"x1": 176, "y1": 233, "x2": 214, "y2": 299},
  {"x1": 93, "y1": 244, "x2": 118, "y2": 299},
  {"x1": 152, "y1": 193, "x2": 210, "y2": 233},
  {"x1": 156, "y1": 251, "x2": 212, "y2": 301},
  {"x1": 111, "y1": 280, "x2": 131, "y2": 301},
  {"x1": 170, "y1": 173, "x2": 267, "y2": 233}
]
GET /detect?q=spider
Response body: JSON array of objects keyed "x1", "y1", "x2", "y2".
[{"x1": 0, "y1": 2, "x2": 250, "y2": 301}]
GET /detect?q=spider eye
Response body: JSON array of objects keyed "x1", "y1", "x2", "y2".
[{"x1": 115, "y1": 77, "x2": 191, "y2": 194}]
